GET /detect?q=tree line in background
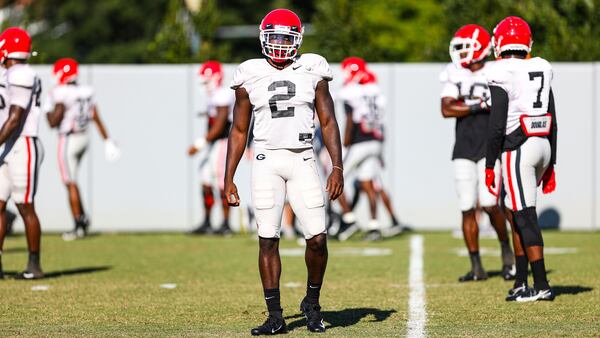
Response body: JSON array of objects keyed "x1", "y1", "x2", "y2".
[{"x1": 5, "y1": 0, "x2": 600, "y2": 64}]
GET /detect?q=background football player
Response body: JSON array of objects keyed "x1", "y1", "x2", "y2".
[
  {"x1": 188, "y1": 61, "x2": 234, "y2": 235},
  {"x1": 439, "y1": 24, "x2": 515, "y2": 282},
  {"x1": 224, "y1": 9, "x2": 343, "y2": 335},
  {"x1": 0, "y1": 28, "x2": 45, "y2": 279},
  {"x1": 485, "y1": 16, "x2": 557, "y2": 302},
  {"x1": 46, "y1": 58, "x2": 121, "y2": 241}
]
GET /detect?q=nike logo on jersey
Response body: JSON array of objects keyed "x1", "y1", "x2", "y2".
[
  {"x1": 303, "y1": 157, "x2": 312, "y2": 161},
  {"x1": 292, "y1": 65, "x2": 302, "y2": 70}
]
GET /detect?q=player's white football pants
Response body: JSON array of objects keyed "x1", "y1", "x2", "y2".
[
  {"x1": 252, "y1": 147, "x2": 326, "y2": 239},
  {"x1": 58, "y1": 132, "x2": 88, "y2": 184},
  {"x1": 453, "y1": 158, "x2": 501, "y2": 211},
  {"x1": 0, "y1": 136, "x2": 44, "y2": 204}
]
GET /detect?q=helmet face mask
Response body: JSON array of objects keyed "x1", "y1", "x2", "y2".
[
  {"x1": 259, "y1": 9, "x2": 304, "y2": 63},
  {"x1": 449, "y1": 25, "x2": 490, "y2": 68}
]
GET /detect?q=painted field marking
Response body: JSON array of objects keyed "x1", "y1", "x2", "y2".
[{"x1": 407, "y1": 235, "x2": 426, "y2": 338}]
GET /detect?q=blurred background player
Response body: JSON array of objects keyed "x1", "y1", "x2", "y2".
[
  {"x1": 350, "y1": 69, "x2": 404, "y2": 240},
  {"x1": 46, "y1": 58, "x2": 121, "y2": 241},
  {"x1": 0, "y1": 27, "x2": 44, "y2": 279},
  {"x1": 485, "y1": 16, "x2": 558, "y2": 302},
  {"x1": 188, "y1": 61, "x2": 234, "y2": 235},
  {"x1": 224, "y1": 9, "x2": 344, "y2": 334},
  {"x1": 335, "y1": 57, "x2": 385, "y2": 240},
  {"x1": 439, "y1": 24, "x2": 515, "y2": 282}
]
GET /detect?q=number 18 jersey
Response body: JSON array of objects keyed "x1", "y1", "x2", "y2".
[{"x1": 231, "y1": 53, "x2": 333, "y2": 150}]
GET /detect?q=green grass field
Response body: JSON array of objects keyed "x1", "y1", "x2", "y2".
[{"x1": 1, "y1": 231, "x2": 599, "y2": 337}]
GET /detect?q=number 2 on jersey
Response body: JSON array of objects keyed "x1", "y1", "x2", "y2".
[
  {"x1": 268, "y1": 80, "x2": 295, "y2": 118},
  {"x1": 528, "y1": 72, "x2": 544, "y2": 108}
]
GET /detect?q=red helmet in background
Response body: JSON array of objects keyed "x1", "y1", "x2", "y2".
[
  {"x1": 0, "y1": 27, "x2": 31, "y2": 64},
  {"x1": 359, "y1": 70, "x2": 377, "y2": 84},
  {"x1": 492, "y1": 16, "x2": 532, "y2": 58},
  {"x1": 53, "y1": 58, "x2": 79, "y2": 84},
  {"x1": 341, "y1": 56, "x2": 367, "y2": 84},
  {"x1": 259, "y1": 9, "x2": 304, "y2": 63},
  {"x1": 449, "y1": 24, "x2": 491, "y2": 68},
  {"x1": 199, "y1": 60, "x2": 223, "y2": 93}
]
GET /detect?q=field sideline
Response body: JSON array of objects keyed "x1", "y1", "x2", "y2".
[{"x1": 1, "y1": 231, "x2": 599, "y2": 337}]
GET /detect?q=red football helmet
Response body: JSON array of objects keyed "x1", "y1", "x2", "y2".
[
  {"x1": 449, "y1": 24, "x2": 491, "y2": 68},
  {"x1": 53, "y1": 58, "x2": 79, "y2": 84},
  {"x1": 359, "y1": 70, "x2": 377, "y2": 84},
  {"x1": 198, "y1": 60, "x2": 223, "y2": 92},
  {"x1": 0, "y1": 27, "x2": 31, "y2": 64},
  {"x1": 492, "y1": 16, "x2": 532, "y2": 58},
  {"x1": 341, "y1": 57, "x2": 367, "y2": 84},
  {"x1": 259, "y1": 9, "x2": 304, "y2": 63}
]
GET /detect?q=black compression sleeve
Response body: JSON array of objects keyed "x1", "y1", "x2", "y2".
[
  {"x1": 344, "y1": 102, "x2": 353, "y2": 115},
  {"x1": 548, "y1": 88, "x2": 558, "y2": 165},
  {"x1": 486, "y1": 86, "x2": 509, "y2": 168}
]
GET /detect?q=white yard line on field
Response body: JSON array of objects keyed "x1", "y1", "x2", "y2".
[{"x1": 407, "y1": 235, "x2": 426, "y2": 338}]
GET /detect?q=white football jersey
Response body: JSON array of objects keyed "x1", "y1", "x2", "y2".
[
  {"x1": 486, "y1": 57, "x2": 553, "y2": 134},
  {"x1": 231, "y1": 53, "x2": 333, "y2": 149},
  {"x1": 439, "y1": 62, "x2": 493, "y2": 106},
  {"x1": 49, "y1": 84, "x2": 96, "y2": 134},
  {"x1": 4, "y1": 64, "x2": 42, "y2": 137},
  {"x1": 0, "y1": 68, "x2": 7, "y2": 128},
  {"x1": 337, "y1": 82, "x2": 385, "y2": 140},
  {"x1": 207, "y1": 86, "x2": 234, "y2": 122}
]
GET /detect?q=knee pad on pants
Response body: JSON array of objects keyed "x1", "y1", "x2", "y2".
[{"x1": 514, "y1": 207, "x2": 543, "y2": 247}]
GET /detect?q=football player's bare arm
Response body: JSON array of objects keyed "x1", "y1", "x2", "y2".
[
  {"x1": 224, "y1": 87, "x2": 252, "y2": 206},
  {"x1": 0, "y1": 105, "x2": 24, "y2": 145},
  {"x1": 440, "y1": 97, "x2": 471, "y2": 118},
  {"x1": 46, "y1": 103, "x2": 65, "y2": 128},
  {"x1": 342, "y1": 103, "x2": 353, "y2": 147},
  {"x1": 188, "y1": 106, "x2": 229, "y2": 156},
  {"x1": 91, "y1": 105, "x2": 110, "y2": 140},
  {"x1": 315, "y1": 80, "x2": 343, "y2": 201}
]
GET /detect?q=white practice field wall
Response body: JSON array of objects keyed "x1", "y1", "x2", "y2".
[{"x1": 12, "y1": 63, "x2": 598, "y2": 232}]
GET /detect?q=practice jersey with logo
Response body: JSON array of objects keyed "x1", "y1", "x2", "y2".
[
  {"x1": 439, "y1": 62, "x2": 493, "y2": 161},
  {"x1": 486, "y1": 57, "x2": 553, "y2": 135},
  {"x1": 206, "y1": 86, "x2": 234, "y2": 140},
  {"x1": 231, "y1": 53, "x2": 333, "y2": 150},
  {"x1": 49, "y1": 84, "x2": 95, "y2": 134},
  {"x1": 338, "y1": 82, "x2": 385, "y2": 144},
  {"x1": 0, "y1": 64, "x2": 42, "y2": 138}
]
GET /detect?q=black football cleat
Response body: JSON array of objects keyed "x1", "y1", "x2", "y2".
[
  {"x1": 300, "y1": 298, "x2": 326, "y2": 333},
  {"x1": 502, "y1": 264, "x2": 516, "y2": 281},
  {"x1": 189, "y1": 220, "x2": 213, "y2": 235},
  {"x1": 458, "y1": 270, "x2": 488, "y2": 282},
  {"x1": 505, "y1": 283, "x2": 528, "y2": 301},
  {"x1": 213, "y1": 221, "x2": 232, "y2": 235},
  {"x1": 516, "y1": 287, "x2": 555, "y2": 302},
  {"x1": 250, "y1": 315, "x2": 286, "y2": 336},
  {"x1": 14, "y1": 269, "x2": 44, "y2": 280}
]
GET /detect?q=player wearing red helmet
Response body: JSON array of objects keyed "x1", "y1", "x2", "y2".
[
  {"x1": 485, "y1": 16, "x2": 557, "y2": 302},
  {"x1": 46, "y1": 58, "x2": 120, "y2": 241},
  {"x1": 440, "y1": 24, "x2": 515, "y2": 282},
  {"x1": 224, "y1": 9, "x2": 343, "y2": 335},
  {"x1": 0, "y1": 27, "x2": 44, "y2": 279},
  {"x1": 188, "y1": 61, "x2": 234, "y2": 235}
]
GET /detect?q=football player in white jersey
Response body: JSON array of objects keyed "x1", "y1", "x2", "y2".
[
  {"x1": 485, "y1": 17, "x2": 557, "y2": 302},
  {"x1": 440, "y1": 24, "x2": 515, "y2": 282},
  {"x1": 46, "y1": 58, "x2": 120, "y2": 241},
  {"x1": 224, "y1": 9, "x2": 343, "y2": 335},
  {"x1": 188, "y1": 61, "x2": 234, "y2": 235},
  {"x1": 0, "y1": 28, "x2": 45, "y2": 279}
]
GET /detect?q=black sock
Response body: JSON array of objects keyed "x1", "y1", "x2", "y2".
[
  {"x1": 469, "y1": 251, "x2": 483, "y2": 272},
  {"x1": 306, "y1": 282, "x2": 322, "y2": 305},
  {"x1": 391, "y1": 215, "x2": 399, "y2": 226},
  {"x1": 514, "y1": 255, "x2": 528, "y2": 286},
  {"x1": 264, "y1": 288, "x2": 282, "y2": 318},
  {"x1": 530, "y1": 259, "x2": 550, "y2": 290},
  {"x1": 28, "y1": 251, "x2": 40, "y2": 270}
]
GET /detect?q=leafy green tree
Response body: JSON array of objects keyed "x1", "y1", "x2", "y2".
[{"x1": 146, "y1": 0, "x2": 193, "y2": 63}]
